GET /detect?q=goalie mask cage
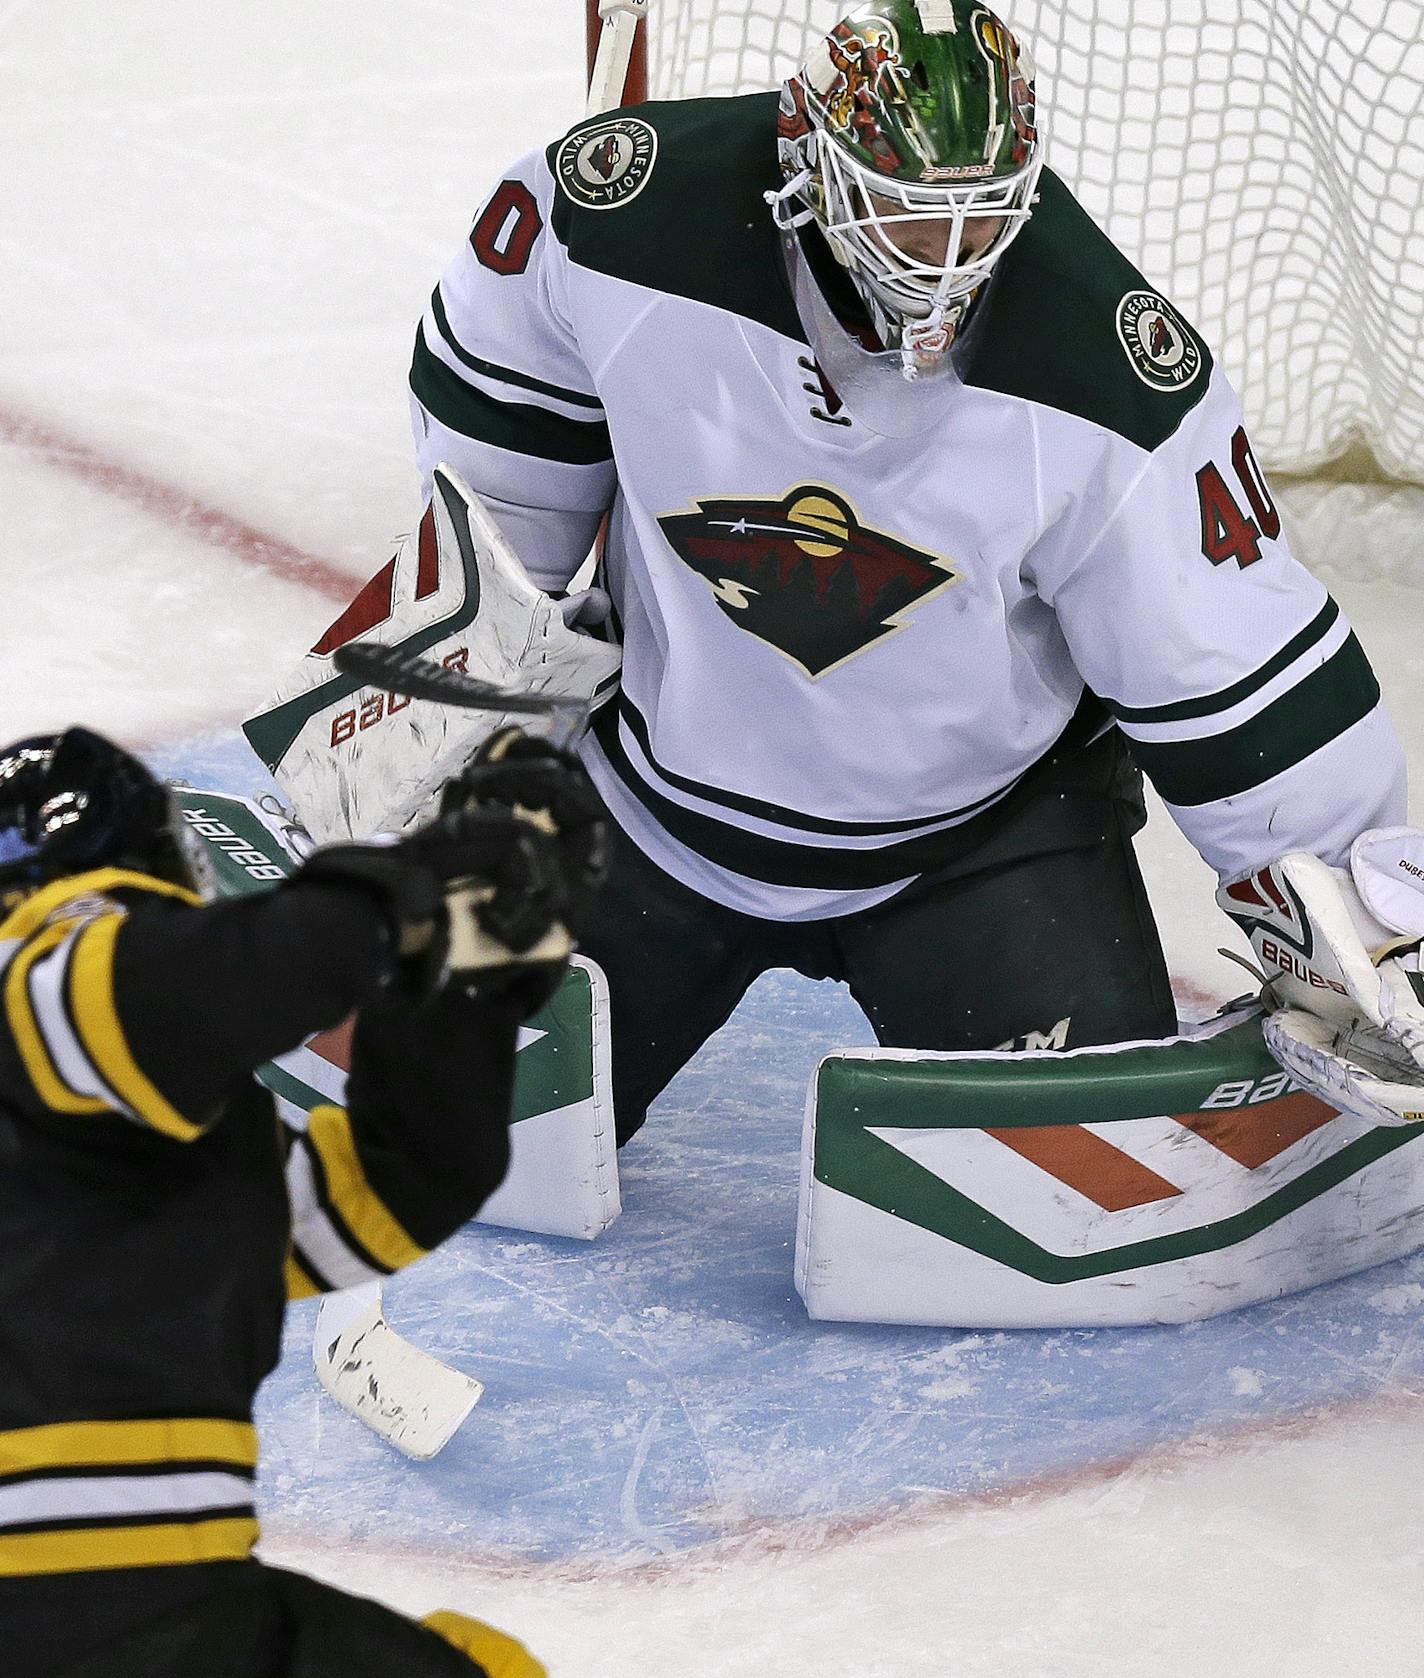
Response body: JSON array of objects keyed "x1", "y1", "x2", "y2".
[{"x1": 588, "y1": 0, "x2": 1424, "y2": 570}]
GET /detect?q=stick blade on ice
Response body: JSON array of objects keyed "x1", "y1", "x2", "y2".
[{"x1": 313, "y1": 1287, "x2": 483, "y2": 1461}]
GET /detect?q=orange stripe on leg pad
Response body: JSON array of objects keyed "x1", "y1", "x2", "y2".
[
  {"x1": 1174, "y1": 1092, "x2": 1338, "y2": 1169},
  {"x1": 985, "y1": 1125, "x2": 1182, "y2": 1212}
]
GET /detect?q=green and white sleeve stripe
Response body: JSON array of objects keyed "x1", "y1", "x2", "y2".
[
  {"x1": 411, "y1": 319, "x2": 612, "y2": 466},
  {"x1": 1106, "y1": 598, "x2": 1404, "y2": 875},
  {"x1": 1109, "y1": 599, "x2": 1379, "y2": 806},
  {"x1": 407, "y1": 153, "x2": 616, "y2": 592}
]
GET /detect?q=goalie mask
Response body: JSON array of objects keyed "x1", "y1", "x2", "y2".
[
  {"x1": 0, "y1": 727, "x2": 211, "y2": 909},
  {"x1": 770, "y1": 0, "x2": 1043, "y2": 380}
]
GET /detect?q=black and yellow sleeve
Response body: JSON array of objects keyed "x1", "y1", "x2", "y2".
[
  {"x1": 282, "y1": 985, "x2": 523, "y2": 1298},
  {"x1": 283, "y1": 1104, "x2": 429, "y2": 1298},
  {"x1": 0, "y1": 867, "x2": 394, "y2": 1141},
  {"x1": 0, "y1": 869, "x2": 209, "y2": 1139}
]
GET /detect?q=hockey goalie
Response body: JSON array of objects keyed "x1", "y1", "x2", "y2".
[{"x1": 245, "y1": 0, "x2": 1424, "y2": 1320}]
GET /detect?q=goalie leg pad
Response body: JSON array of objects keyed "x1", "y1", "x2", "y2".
[
  {"x1": 796, "y1": 1005, "x2": 1424, "y2": 1328},
  {"x1": 183, "y1": 790, "x2": 621, "y2": 1239}
]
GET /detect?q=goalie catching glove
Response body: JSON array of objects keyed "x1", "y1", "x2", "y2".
[
  {"x1": 298, "y1": 729, "x2": 605, "y2": 1011},
  {"x1": 243, "y1": 462, "x2": 622, "y2": 843},
  {"x1": 1218, "y1": 828, "x2": 1424, "y2": 1126}
]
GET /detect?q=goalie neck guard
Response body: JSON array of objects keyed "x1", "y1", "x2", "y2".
[
  {"x1": 769, "y1": 0, "x2": 1043, "y2": 380},
  {"x1": 0, "y1": 727, "x2": 211, "y2": 908}
]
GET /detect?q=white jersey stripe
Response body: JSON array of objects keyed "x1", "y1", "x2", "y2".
[
  {"x1": 423, "y1": 304, "x2": 612, "y2": 426},
  {"x1": 24, "y1": 930, "x2": 137, "y2": 1120},
  {"x1": 270, "y1": 1042, "x2": 347, "y2": 1106},
  {"x1": 581, "y1": 735, "x2": 913, "y2": 920},
  {"x1": 285, "y1": 1136, "x2": 387, "y2": 1291},
  {"x1": 611, "y1": 702, "x2": 1014, "y2": 852},
  {"x1": 0, "y1": 1471, "x2": 253, "y2": 1529},
  {"x1": 1120, "y1": 611, "x2": 1353, "y2": 746},
  {"x1": 427, "y1": 288, "x2": 606, "y2": 416}
]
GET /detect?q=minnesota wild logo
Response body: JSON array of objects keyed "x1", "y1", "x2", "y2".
[
  {"x1": 554, "y1": 116, "x2": 658, "y2": 211},
  {"x1": 657, "y1": 485, "x2": 961, "y2": 678},
  {"x1": 1116, "y1": 290, "x2": 1203, "y2": 392}
]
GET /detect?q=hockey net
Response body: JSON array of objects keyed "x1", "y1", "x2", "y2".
[{"x1": 596, "y1": 0, "x2": 1424, "y2": 575}]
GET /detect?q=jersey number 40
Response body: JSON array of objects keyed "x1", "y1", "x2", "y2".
[{"x1": 1195, "y1": 426, "x2": 1281, "y2": 569}]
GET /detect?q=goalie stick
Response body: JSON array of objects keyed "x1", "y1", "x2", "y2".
[
  {"x1": 312, "y1": 650, "x2": 589, "y2": 1458},
  {"x1": 587, "y1": 0, "x2": 649, "y2": 116}
]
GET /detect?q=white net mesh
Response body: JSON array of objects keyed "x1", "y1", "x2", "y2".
[{"x1": 646, "y1": 0, "x2": 1424, "y2": 487}]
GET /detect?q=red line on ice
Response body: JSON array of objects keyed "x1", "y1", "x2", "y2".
[
  {"x1": 2, "y1": 400, "x2": 360, "y2": 747},
  {"x1": 261, "y1": 1387, "x2": 1424, "y2": 1585},
  {"x1": 0, "y1": 402, "x2": 356, "y2": 603}
]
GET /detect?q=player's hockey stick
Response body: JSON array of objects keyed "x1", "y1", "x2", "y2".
[
  {"x1": 313, "y1": 646, "x2": 586, "y2": 1457},
  {"x1": 332, "y1": 642, "x2": 591, "y2": 748},
  {"x1": 313, "y1": 1282, "x2": 482, "y2": 1461},
  {"x1": 333, "y1": 641, "x2": 585, "y2": 720}
]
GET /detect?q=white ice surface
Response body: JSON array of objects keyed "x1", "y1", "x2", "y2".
[
  {"x1": 5, "y1": 3, "x2": 1424, "y2": 1672},
  {"x1": 262, "y1": 1399, "x2": 1424, "y2": 1677}
]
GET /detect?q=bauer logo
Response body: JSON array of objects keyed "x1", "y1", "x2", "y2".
[
  {"x1": 555, "y1": 117, "x2": 658, "y2": 211},
  {"x1": 1116, "y1": 290, "x2": 1203, "y2": 393},
  {"x1": 180, "y1": 807, "x2": 288, "y2": 882}
]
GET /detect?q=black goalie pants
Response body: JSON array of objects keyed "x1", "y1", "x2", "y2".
[{"x1": 579, "y1": 734, "x2": 1179, "y2": 1144}]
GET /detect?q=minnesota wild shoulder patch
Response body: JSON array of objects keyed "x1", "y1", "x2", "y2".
[
  {"x1": 1116, "y1": 290, "x2": 1204, "y2": 393},
  {"x1": 555, "y1": 117, "x2": 658, "y2": 211}
]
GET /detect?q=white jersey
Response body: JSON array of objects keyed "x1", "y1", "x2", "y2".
[{"x1": 409, "y1": 94, "x2": 1404, "y2": 920}]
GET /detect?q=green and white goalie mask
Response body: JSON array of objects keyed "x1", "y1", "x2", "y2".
[{"x1": 770, "y1": 0, "x2": 1043, "y2": 383}]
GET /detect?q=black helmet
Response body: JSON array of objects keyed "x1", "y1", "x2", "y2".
[{"x1": 0, "y1": 728, "x2": 209, "y2": 905}]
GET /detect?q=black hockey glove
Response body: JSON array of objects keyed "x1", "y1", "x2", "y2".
[
  {"x1": 292, "y1": 818, "x2": 525, "y2": 970},
  {"x1": 441, "y1": 726, "x2": 607, "y2": 944},
  {"x1": 296, "y1": 729, "x2": 604, "y2": 1012},
  {"x1": 425, "y1": 728, "x2": 605, "y2": 1012}
]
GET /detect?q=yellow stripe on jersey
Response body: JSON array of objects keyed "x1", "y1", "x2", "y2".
[
  {"x1": 67, "y1": 913, "x2": 205, "y2": 1142},
  {"x1": 0, "y1": 1516, "x2": 260, "y2": 1578},
  {"x1": 3, "y1": 921, "x2": 110, "y2": 1115},
  {"x1": 306, "y1": 1104, "x2": 426, "y2": 1272},
  {"x1": 423, "y1": 1611, "x2": 549, "y2": 1678},
  {"x1": 285, "y1": 1251, "x2": 322, "y2": 1301},
  {"x1": 0, "y1": 868, "x2": 200, "y2": 943},
  {"x1": 0, "y1": 1418, "x2": 258, "y2": 1478}
]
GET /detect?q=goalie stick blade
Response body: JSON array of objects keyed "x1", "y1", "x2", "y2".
[
  {"x1": 313, "y1": 1288, "x2": 483, "y2": 1461},
  {"x1": 332, "y1": 642, "x2": 588, "y2": 725}
]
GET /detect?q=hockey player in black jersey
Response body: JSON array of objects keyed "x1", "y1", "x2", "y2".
[{"x1": 0, "y1": 725, "x2": 604, "y2": 1678}]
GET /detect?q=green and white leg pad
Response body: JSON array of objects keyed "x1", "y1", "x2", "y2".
[
  {"x1": 796, "y1": 1005, "x2": 1424, "y2": 1328},
  {"x1": 181, "y1": 788, "x2": 620, "y2": 1240}
]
